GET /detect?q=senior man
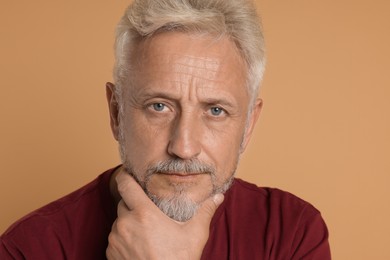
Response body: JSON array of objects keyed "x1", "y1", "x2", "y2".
[{"x1": 1, "y1": 0, "x2": 331, "y2": 259}]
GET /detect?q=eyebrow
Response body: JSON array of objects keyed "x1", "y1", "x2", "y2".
[
  {"x1": 137, "y1": 89, "x2": 181, "y2": 101},
  {"x1": 137, "y1": 88, "x2": 237, "y2": 109},
  {"x1": 200, "y1": 97, "x2": 237, "y2": 109}
]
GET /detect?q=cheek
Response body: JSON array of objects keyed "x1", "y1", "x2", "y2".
[
  {"x1": 121, "y1": 110, "x2": 171, "y2": 166},
  {"x1": 202, "y1": 124, "x2": 244, "y2": 177}
]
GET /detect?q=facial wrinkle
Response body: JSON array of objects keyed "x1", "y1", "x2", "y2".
[
  {"x1": 139, "y1": 51, "x2": 222, "y2": 80},
  {"x1": 144, "y1": 53, "x2": 220, "y2": 70}
]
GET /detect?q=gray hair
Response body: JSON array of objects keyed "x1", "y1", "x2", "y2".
[{"x1": 113, "y1": 0, "x2": 266, "y2": 107}]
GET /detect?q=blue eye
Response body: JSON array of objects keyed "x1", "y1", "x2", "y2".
[
  {"x1": 152, "y1": 103, "x2": 165, "y2": 111},
  {"x1": 210, "y1": 107, "x2": 224, "y2": 116}
]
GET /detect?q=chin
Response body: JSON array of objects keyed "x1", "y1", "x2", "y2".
[{"x1": 146, "y1": 189, "x2": 204, "y2": 222}]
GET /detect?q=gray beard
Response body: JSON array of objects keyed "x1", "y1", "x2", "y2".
[
  {"x1": 121, "y1": 157, "x2": 235, "y2": 222},
  {"x1": 148, "y1": 192, "x2": 199, "y2": 222}
]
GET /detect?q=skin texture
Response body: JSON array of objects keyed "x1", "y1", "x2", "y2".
[{"x1": 106, "y1": 32, "x2": 262, "y2": 259}]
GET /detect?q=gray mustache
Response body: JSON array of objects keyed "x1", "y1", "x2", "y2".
[{"x1": 147, "y1": 159, "x2": 215, "y2": 175}]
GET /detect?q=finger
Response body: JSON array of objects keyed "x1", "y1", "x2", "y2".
[
  {"x1": 190, "y1": 193, "x2": 224, "y2": 227},
  {"x1": 116, "y1": 169, "x2": 154, "y2": 210},
  {"x1": 117, "y1": 200, "x2": 129, "y2": 216},
  {"x1": 106, "y1": 221, "x2": 128, "y2": 260}
]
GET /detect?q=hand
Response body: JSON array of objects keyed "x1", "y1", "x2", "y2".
[{"x1": 106, "y1": 170, "x2": 224, "y2": 260}]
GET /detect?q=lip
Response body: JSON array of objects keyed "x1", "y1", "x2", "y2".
[{"x1": 158, "y1": 172, "x2": 205, "y2": 182}]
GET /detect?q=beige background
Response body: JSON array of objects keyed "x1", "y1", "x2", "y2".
[{"x1": 1, "y1": 0, "x2": 389, "y2": 259}]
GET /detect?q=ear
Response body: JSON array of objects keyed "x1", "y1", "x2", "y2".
[
  {"x1": 240, "y1": 98, "x2": 263, "y2": 153},
  {"x1": 106, "y1": 82, "x2": 120, "y2": 141}
]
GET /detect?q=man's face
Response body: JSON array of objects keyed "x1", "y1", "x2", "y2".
[{"x1": 108, "y1": 32, "x2": 261, "y2": 221}]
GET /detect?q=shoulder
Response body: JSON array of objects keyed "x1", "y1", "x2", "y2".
[
  {"x1": 229, "y1": 178, "x2": 325, "y2": 231},
  {"x1": 0, "y1": 167, "x2": 118, "y2": 259},
  {"x1": 223, "y1": 178, "x2": 331, "y2": 259},
  {"x1": 230, "y1": 178, "x2": 318, "y2": 214},
  {"x1": 3, "y1": 168, "x2": 111, "y2": 234}
]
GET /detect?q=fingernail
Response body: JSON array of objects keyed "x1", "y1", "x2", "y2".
[{"x1": 213, "y1": 193, "x2": 224, "y2": 205}]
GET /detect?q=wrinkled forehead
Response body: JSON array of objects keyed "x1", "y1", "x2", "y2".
[
  {"x1": 131, "y1": 32, "x2": 248, "y2": 81},
  {"x1": 133, "y1": 32, "x2": 246, "y2": 72}
]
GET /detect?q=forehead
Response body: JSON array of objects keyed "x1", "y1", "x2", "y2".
[
  {"x1": 125, "y1": 32, "x2": 249, "y2": 107},
  {"x1": 133, "y1": 32, "x2": 247, "y2": 81},
  {"x1": 137, "y1": 32, "x2": 244, "y2": 61}
]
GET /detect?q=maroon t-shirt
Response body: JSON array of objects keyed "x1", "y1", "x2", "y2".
[{"x1": 1, "y1": 167, "x2": 331, "y2": 259}]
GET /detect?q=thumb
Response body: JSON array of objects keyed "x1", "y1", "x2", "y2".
[{"x1": 190, "y1": 193, "x2": 224, "y2": 227}]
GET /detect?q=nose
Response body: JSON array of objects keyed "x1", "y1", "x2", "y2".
[{"x1": 167, "y1": 112, "x2": 201, "y2": 160}]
